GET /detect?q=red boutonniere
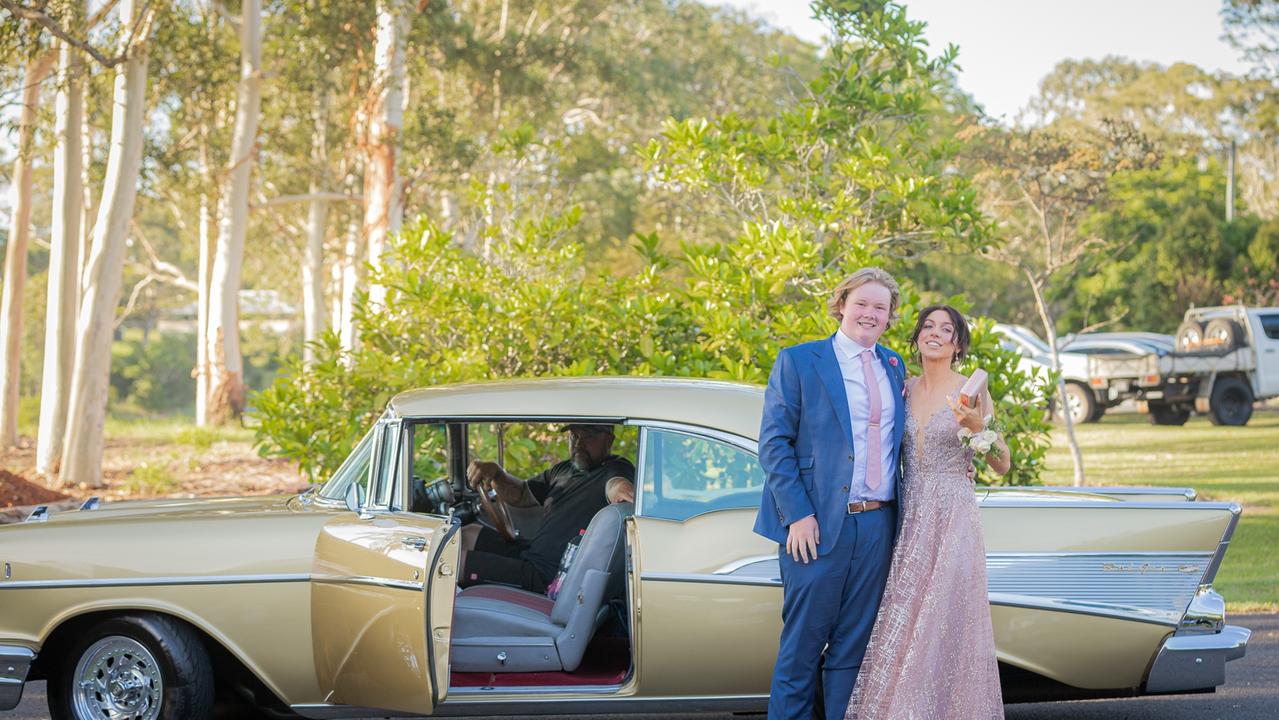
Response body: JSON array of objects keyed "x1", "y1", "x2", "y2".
[{"x1": 888, "y1": 356, "x2": 899, "y2": 367}]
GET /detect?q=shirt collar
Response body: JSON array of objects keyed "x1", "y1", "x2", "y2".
[{"x1": 833, "y1": 329, "x2": 877, "y2": 362}]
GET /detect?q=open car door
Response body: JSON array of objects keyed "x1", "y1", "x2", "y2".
[{"x1": 309, "y1": 418, "x2": 461, "y2": 716}]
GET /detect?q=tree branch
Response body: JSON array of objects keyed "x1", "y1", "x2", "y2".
[{"x1": 1, "y1": 0, "x2": 154, "y2": 68}]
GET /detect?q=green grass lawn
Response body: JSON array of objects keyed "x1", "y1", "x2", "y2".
[{"x1": 1039, "y1": 409, "x2": 1279, "y2": 612}]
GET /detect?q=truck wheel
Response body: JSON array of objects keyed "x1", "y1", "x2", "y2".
[
  {"x1": 1060, "y1": 382, "x2": 1097, "y2": 425},
  {"x1": 48, "y1": 613, "x2": 214, "y2": 720},
  {"x1": 1175, "y1": 320, "x2": 1205, "y2": 352},
  {"x1": 1203, "y1": 318, "x2": 1241, "y2": 351},
  {"x1": 1148, "y1": 403, "x2": 1190, "y2": 426},
  {"x1": 1208, "y1": 377, "x2": 1254, "y2": 426}
]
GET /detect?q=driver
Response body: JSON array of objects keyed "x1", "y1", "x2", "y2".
[{"x1": 460, "y1": 423, "x2": 635, "y2": 594}]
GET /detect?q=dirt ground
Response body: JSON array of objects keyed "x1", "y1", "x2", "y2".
[{"x1": 0, "y1": 433, "x2": 306, "y2": 517}]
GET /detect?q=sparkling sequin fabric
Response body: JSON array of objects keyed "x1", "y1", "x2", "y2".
[{"x1": 845, "y1": 390, "x2": 1004, "y2": 720}]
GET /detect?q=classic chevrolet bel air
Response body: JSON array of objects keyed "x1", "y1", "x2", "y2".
[{"x1": 0, "y1": 378, "x2": 1251, "y2": 719}]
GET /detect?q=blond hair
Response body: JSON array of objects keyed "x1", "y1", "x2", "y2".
[{"x1": 827, "y1": 267, "x2": 901, "y2": 326}]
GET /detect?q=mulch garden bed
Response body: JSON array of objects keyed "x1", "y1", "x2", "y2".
[{"x1": 0, "y1": 469, "x2": 70, "y2": 508}]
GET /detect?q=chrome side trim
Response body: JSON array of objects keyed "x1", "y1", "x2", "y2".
[
  {"x1": 713, "y1": 554, "x2": 778, "y2": 575},
  {"x1": 311, "y1": 574, "x2": 423, "y2": 593},
  {"x1": 1145, "y1": 624, "x2": 1250, "y2": 693},
  {"x1": 0, "y1": 645, "x2": 35, "y2": 712},
  {"x1": 642, "y1": 572, "x2": 780, "y2": 588},
  {"x1": 291, "y1": 704, "x2": 428, "y2": 719},
  {"x1": 1001, "y1": 486, "x2": 1197, "y2": 501},
  {"x1": 0, "y1": 573, "x2": 311, "y2": 590},
  {"x1": 980, "y1": 500, "x2": 1241, "y2": 511},
  {"x1": 988, "y1": 593, "x2": 1179, "y2": 626},
  {"x1": 447, "y1": 683, "x2": 624, "y2": 697},
  {"x1": 432, "y1": 694, "x2": 768, "y2": 717}
]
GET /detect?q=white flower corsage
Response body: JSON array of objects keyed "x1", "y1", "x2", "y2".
[{"x1": 957, "y1": 415, "x2": 1000, "y2": 454}]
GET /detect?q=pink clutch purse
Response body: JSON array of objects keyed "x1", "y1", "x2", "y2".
[{"x1": 959, "y1": 369, "x2": 988, "y2": 408}]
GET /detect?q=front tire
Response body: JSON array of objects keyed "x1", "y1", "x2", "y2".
[
  {"x1": 1060, "y1": 382, "x2": 1097, "y2": 425},
  {"x1": 48, "y1": 614, "x2": 214, "y2": 720},
  {"x1": 1148, "y1": 402, "x2": 1191, "y2": 426}
]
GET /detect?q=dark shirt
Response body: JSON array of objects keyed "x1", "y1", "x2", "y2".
[{"x1": 521, "y1": 454, "x2": 635, "y2": 582}]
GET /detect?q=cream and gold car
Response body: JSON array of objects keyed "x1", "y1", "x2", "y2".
[{"x1": 0, "y1": 378, "x2": 1250, "y2": 719}]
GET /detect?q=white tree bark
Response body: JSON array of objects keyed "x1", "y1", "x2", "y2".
[
  {"x1": 36, "y1": 22, "x2": 86, "y2": 478},
  {"x1": 303, "y1": 90, "x2": 330, "y2": 366},
  {"x1": 205, "y1": 0, "x2": 262, "y2": 424},
  {"x1": 363, "y1": 0, "x2": 410, "y2": 308},
  {"x1": 195, "y1": 138, "x2": 214, "y2": 426},
  {"x1": 338, "y1": 173, "x2": 361, "y2": 353},
  {"x1": 0, "y1": 51, "x2": 55, "y2": 448},
  {"x1": 60, "y1": 0, "x2": 151, "y2": 487},
  {"x1": 1026, "y1": 268, "x2": 1086, "y2": 486}
]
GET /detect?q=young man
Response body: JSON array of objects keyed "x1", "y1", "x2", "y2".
[{"x1": 754, "y1": 268, "x2": 908, "y2": 720}]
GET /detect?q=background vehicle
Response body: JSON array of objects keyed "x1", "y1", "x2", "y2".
[
  {"x1": 994, "y1": 324, "x2": 1174, "y2": 424},
  {"x1": 1087, "y1": 306, "x2": 1279, "y2": 426},
  {"x1": 0, "y1": 379, "x2": 1251, "y2": 718}
]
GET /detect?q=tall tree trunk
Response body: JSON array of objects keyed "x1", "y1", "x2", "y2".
[
  {"x1": 338, "y1": 172, "x2": 361, "y2": 353},
  {"x1": 205, "y1": 0, "x2": 262, "y2": 424},
  {"x1": 1026, "y1": 269, "x2": 1086, "y2": 486},
  {"x1": 195, "y1": 137, "x2": 214, "y2": 426},
  {"x1": 363, "y1": 0, "x2": 410, "y2": 308},
  {"x1": 60, "y1": 0, "x2": 151, "y2": 487},
  {"x1": 0, "y1": 51, "x2": 55, "y2": 448},
  {"x1": 303, "y1": 89, "x2": 330, "y2": 366},
  {"x1": 36, "y1": 20, "x2": 86, "y2": 479}
]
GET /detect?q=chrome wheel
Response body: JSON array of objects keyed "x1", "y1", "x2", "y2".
[{"x1": 72, "y1": 635, "x2": 163, "y2": 720}]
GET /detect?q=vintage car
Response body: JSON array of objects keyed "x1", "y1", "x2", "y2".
[{"x1": 0, "y1": 377, "x2": 1251, "y2": 719}]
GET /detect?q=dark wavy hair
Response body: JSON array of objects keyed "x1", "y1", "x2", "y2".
[{"x1": 909, "y1": 304, "x2": 970, "y2": 363}]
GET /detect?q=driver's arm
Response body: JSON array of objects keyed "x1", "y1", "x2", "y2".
[{"x1": 466, "y1": 461, "x2": 539, "y2": 508}]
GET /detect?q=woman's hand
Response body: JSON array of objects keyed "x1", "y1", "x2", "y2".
[{"x1": 946, "y1": 394, "x2": 985, "y2": 434}]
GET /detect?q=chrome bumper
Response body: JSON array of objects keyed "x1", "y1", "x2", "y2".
[
  {"x1": 1145, "y1": 624, "x2": 1250, "y2": 693},
  {"x1": 0, "y1": 645, "x2": 35, "y2": 711}
]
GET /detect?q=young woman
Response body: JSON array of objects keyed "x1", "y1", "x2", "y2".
[{"x1": 846, "y1": 305, "x2": 1010, "y2": 720}]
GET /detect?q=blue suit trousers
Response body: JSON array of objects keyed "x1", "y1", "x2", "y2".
[{"x1": 767, "y1": 506, "x2": 895, "y2": 720}]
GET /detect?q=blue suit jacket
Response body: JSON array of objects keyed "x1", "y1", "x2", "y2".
[{"x1": 754, "y1": 334, "x2": 907, "y2": 555}]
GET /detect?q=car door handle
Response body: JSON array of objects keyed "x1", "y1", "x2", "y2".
[{"x1": 401, "y1": 536, "x2": 429, "y2": 552}]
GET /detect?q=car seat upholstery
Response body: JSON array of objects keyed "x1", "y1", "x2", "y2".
[{"x1": 451, "y1": 502, "x2": 633, "y2": 673}]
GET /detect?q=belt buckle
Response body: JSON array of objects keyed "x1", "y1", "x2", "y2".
[{"x1": 848, "y1": 501, "x2": 867, "y2": 514}]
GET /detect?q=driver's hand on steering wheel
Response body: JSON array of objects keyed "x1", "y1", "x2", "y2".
[{"x1": 466, "y1": 460, "x2": 526, "y2": 505}]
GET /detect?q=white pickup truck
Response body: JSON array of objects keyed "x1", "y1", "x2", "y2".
[{"x1": 1086, "y1": 306, "x2": 1279, "y2": 425}]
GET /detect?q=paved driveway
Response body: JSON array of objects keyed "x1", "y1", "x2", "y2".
[{"x1": 9, "y1": 614, "x2": 1275, "y2": 720}]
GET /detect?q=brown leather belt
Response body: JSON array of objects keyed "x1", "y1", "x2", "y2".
[{"x1": 847, "y1": 500, "x2": 893, "y2": 514}]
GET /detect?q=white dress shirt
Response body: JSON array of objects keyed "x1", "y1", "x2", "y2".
[{"x1": 833, "y1": 330, "x2": 897, "y2": 502}]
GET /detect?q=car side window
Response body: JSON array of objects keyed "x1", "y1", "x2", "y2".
[
  {"x1": 1261, "y1": 313, "x2": 1279, "y2": 341},
  {"x1": 640, "y1": 427, "x2": 765, "y2": 522},
  {"x1": 318, "y1": 428, "x2": 375, "y2": 503}
]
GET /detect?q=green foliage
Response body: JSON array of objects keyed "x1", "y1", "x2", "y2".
[
  {"x1": 1063, "y1": 159, "x2": 1262, "y2": 331},
  {"x1": 110, "y1": 331, "x2": 198, "y2": 414},
  {"x1": 122, "y1": 460, "x2": 179, "y2": 494},
  {"x1": 252, "y1": 0, "x2": 1051, "y2": 487}
]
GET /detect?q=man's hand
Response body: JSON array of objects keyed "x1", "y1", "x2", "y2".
[
  {"x1": 466, "y1": 460, "x2": 528, "y2": 505},
  {"x1": 605, "y1": 476, "x2": 634, "y2": 504},
  {"x1": 786, "y1": 514, "x2": 820, "y2": 564}
]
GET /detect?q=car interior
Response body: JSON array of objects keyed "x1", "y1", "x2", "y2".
[{"x1": 405, "y1": 420, "x2": 637, "y2": 691}]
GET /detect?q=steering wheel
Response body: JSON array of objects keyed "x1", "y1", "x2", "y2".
[{"x1": 476, "y1": 487, "x2": 517, "y2": 542}]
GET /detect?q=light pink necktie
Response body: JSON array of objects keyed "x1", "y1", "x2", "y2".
[{"x1": 861, "y1": 349, "x2": 883, "y2": 492}]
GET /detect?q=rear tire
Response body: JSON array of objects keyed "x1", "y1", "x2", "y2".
[
  {"x1": 1203, "y1": 318, "x2": 1241, "y2": 351},
  {"x1": 1175, "y1": 320, "x2": 1205, "y2": 352},
  {"x1": 1208, "y1": 377, "x2": 1254, "y2": 426},
  {"x1": 48, "y1": 613, "x2": 214, "y2": 720},
  {"x1": 1148, "y1": 403, "x2": 1191, "y2": 426}
]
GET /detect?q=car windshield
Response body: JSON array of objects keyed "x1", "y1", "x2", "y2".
[
  {"x1": 317, "y1": 427, "x2": 376, "y2": 501},
  {"x1": 1005, "y1": 325, "x2": 1051, "y2": 355}
]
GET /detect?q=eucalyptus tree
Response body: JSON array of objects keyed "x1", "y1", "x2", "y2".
[
  {"x1": 60, "y1": 0, "x2": 157, "y2": 487},
  {"x1": 0, "y1": 36, "x2": 53, "y2": 449}
]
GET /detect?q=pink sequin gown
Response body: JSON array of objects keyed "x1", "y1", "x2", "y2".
[{"x1": 845, "y1": 395, "x2": 1004, "y2": 720}]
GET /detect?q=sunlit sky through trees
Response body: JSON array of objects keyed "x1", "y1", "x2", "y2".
[{"x1": 719, "y1": 0, "x2": 1252, "y2": 123}]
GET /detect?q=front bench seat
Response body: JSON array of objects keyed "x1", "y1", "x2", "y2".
[{"x1": 451, "y1": 502, "x2": 633, "y2": 673}]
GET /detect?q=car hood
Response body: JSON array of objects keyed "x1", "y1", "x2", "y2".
[{"x1": 0, "y1": 494, "x2": 336, "y2": 583}]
